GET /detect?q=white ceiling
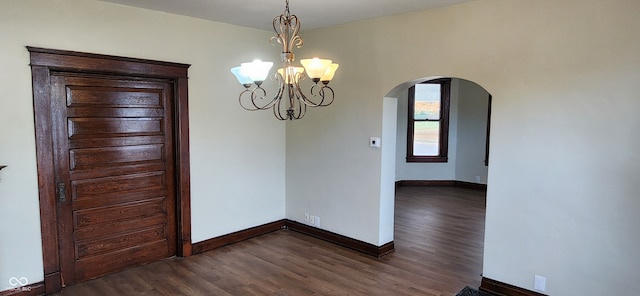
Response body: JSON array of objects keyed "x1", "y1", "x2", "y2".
[{"x1": 98, "y1": 0, "x2": 475, "y2": 31}]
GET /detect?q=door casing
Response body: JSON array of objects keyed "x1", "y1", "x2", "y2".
[{"x1": 28, "y1": 47, "x2": 192, "y2": 294}]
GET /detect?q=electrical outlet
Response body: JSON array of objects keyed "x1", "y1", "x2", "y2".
[
  {"x1": 534, "y1": 275, "x2": 546, "y2": 292},
  {"x1": 369, "y1": 137, "x2": 381, "y2": 148},
  {"x1": 305, "y1": 213, "x2": 321, "y2": 227},
  {"x1": 475, "y1": 176, "x2": 481, "y2": 183}
]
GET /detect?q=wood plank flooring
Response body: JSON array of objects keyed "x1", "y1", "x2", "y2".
[{"x1": 54, "y1": 186, "x2": 486, "y2": 295}]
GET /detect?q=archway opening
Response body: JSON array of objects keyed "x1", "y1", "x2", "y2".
[{"x1": 382, "y1": 76, "x2": 492, "y2": 288}]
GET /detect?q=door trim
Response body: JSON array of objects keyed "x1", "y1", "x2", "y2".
[{"x1": 28, "y1": 47, "x2": 192, "y2": 294}]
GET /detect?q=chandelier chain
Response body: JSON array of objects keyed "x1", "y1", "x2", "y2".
[{"x1": 285, "y1": 0, "x2": 290, "y2": 17}]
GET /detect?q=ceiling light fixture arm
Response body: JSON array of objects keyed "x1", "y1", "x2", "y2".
[{"x1": 238, "y1": 83, "x2": 277, "y2": 111}]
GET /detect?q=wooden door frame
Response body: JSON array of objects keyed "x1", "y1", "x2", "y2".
[{"x1": 28, "y1": 47, "x2": 192, "y2": 294}]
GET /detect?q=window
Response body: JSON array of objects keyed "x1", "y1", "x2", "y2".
[{"x1": 407, "y1": 78, "x2": 451, "y2": 162}]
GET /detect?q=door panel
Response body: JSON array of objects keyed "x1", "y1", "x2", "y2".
[
  {"x1": 74, "y1": 240, "x2": 170, "y2": 281},
  {"x1": 68, "y1": 118, "x2": 164, "y2": 137},
  {"x1": 51, "y1": 74, "x2": 177, "y2": 285},
  {"x1": 69, "y1": 144, "x2": 165, "y2": 169}
]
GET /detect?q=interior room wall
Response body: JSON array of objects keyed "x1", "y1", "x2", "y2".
[
  {"x1": 0, "y1": 0, "x2": 285, "y2": 291},
  {"x1": 289, "y1": 0, "x2": 640, "y2": 294},
  {"x1": 395, "y1": 80, "x2": 459, "y2": 181},
  {"x1": 379, "y1": 97, "x2": 398, "y2": 244},
  {"x1": 394, "y1": 78, "x2": 489, "y2": 183},
  {"x1": 454, "y1": 79, "x2": 490, "y2": 184}
]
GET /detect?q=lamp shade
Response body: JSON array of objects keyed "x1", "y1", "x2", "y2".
[
  {"x1": 230, "y1": 66, "x2": 254, "y2": 85},
  {"x1": 321, "y1": 63, "x2": 339, "y2": 82},
  {"x1": 241, "y1": 60, "x2": 273, "y2": 82},
  {"x1": 277, "y1": 67, "x2": 305, "y2": 84},
  {"x1": 300, "y1": 58, "x2": 332, "y2": 79}
]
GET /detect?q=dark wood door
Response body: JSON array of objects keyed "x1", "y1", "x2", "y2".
[{"x1": 50, "y1": 73, "x2": 177, "y2": 285}]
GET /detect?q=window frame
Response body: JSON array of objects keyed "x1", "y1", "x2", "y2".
[
  {"x1": 406, "y1": 78, "x2": 451, "y2": 163},
  {"x1": 484, "y1": 94, "x2": 492, "y2": 166}
]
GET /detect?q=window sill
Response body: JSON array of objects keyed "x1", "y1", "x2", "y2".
[{"x1": 406, "y1": 156, "x2": 448, "y2": 163}]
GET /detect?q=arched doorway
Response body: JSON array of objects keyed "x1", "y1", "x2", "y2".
[{"x1": 381, "y1": 76, "x2": 492, "y2": 287}]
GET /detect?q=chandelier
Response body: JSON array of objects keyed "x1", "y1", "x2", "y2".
[{"x1": 230, "y1": 0, "x2": 339, "y2": 120}]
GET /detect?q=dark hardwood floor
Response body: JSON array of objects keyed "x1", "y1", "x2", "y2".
[{"x1": 54, "y1": 186, "x2": 486, "y2": 295}]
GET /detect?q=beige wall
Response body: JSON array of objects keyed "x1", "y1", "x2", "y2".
[
  {"x1": 455, "y1": 79, "x2": 490, "y2": 184},
  {"x1": 289, "y1": 0, "x2": 640, "y2": 294},
  {"x1": 0, "y1": 0, "x2": 286, "y2": 291}
]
